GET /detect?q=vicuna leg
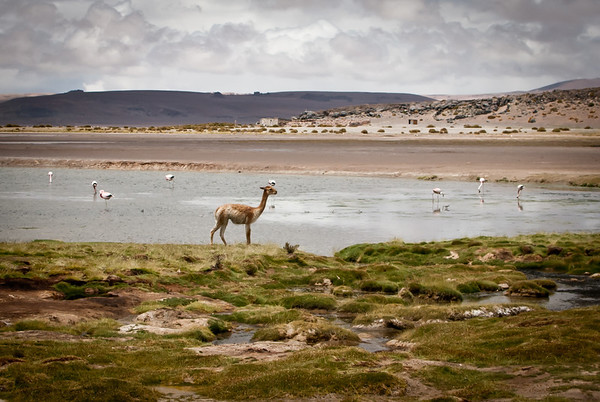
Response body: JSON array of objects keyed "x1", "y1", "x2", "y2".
[
  {"x1": 210, "y1": 223, "x2": 220, "y2": 245},
  {"x1": 210, "y1": 218, "x2": 229, "y2": 245},
  {"x1": 245, "y1": 223, "x2": 251, "y2": 245},
  {"x1": 219, "y1": 221, "x2": 229, "y2": 245}
]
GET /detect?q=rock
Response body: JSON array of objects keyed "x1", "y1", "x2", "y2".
[
  {"x1": 520, "y1": 254, "x2": 543, "y2": 262},
  {"x1": 386, "y1": 340, "x2": 416, "y2": 351},
  {"x1": 495, "y1": 248, "x2": 514, "y2": 261},
  {"x1": 315, "y1": 278, "x2": 332, "y2": 287},
  {"x1": 39, "y1": 290, "x2": 61, "y2": 300},
  {"x1": 460, "y1": 306, "x2": 532, "y2": 319},
  {"x1": 385, "y1": 318, "x2": 415, "y2": 330},
  {"x1": 398, "y1": 287, "x2": 414, "y2": 301},
  {"x1": 590, "y1": 273, "x2": 600, "y2": 279},
  {"x1": 188, "y1": 340, "x2": 307, "y2": 361},
  {"x1": 480, "y1": 252, "x2": 496, "y2": 262},
  {"x1": 520, "y1": 245, "x2": 534, "y2": 254},
  {"x1": 105, "y1": 275, "x2": 123, "y2": 285},
  {"x1": 444, "y1": 250, "x2": 459, "y2": 260},
  {"x1": 120, "y1": 308, "x2": 213, "y2": 335},
  {"x1": 547, "y1": 245, "x2": 563, "y2": 255}
]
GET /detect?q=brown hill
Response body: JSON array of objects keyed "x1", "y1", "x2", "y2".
[
  {"x1": 0, "y1": 90, "x2": 431, "y2": 126},
  {"x1": 532, "y1": 78, "x2": 600, "y2": 92},
  {"x1": 298, "y1": 87, "x2": 600, "y2": 130}
]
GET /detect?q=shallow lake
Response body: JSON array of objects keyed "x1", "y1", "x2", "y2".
[
  {"x1": 0, "y1": 167, "x2": 599, "y2": 256},
  {"x1": 2, "y1": 167, "x2": 600, "y2": 311}
]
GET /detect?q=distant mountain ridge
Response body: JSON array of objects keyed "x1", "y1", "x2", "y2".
[
  {"x1": 531, "y1": 78, "x2": 600, "y2": 92},
  {"x1": 0, "y1": 90, "x2": 431, "y2": 126},
  {"x1": 429, "y1": 78, "x2": 600, "y2": 101},
  {"x1": 2, "y1": 78, "x2": 599, "y2": 126}
]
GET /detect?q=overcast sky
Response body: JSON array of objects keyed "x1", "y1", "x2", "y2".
[{"x1": 1, "y1": 0, "x2": 599, "y2": 95}]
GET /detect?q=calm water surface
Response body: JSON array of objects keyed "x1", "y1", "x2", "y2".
[{"x1": 0, "y1": 167, "x2": 599, "y2": 256}]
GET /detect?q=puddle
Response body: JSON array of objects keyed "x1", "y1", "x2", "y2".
[
  {"x1": 463, "y1": 270, "x2": 600, "y2": 311},
  {"x1": 213, "y1": 324, "x2": 256, "y2": 345}
]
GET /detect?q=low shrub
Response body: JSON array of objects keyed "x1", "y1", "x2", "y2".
[
  {"x1": 359, "y1": 280, "x2": 399, "y2": 294},
  {"x1": 457, "y1": 280, "x2": 499, "y2": 294},
  {"x1": 506, "y1": 280, "x2": 550, "y2": 297},
  {"x1": 279, "y1": 294, "x2": 337, "y2": 310},
  {"x1": 408, "y1": 283, "x2": 463, "y2": 302}
]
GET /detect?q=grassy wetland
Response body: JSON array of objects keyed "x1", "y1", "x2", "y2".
[{"x1": 1, "y1": 233, "x2": 600, "y2": 400}]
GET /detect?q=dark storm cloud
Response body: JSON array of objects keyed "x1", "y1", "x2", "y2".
[{"x1": 0, "y1": 0, "x2": 598, "y2": 94}]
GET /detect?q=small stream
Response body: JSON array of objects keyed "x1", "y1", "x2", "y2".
[
  {"x1": 213, "y1": 271, "x2": 600, "y2": 353},
  {"x1": 463, "y1": 270, "x2": 600, "y2": 311}
]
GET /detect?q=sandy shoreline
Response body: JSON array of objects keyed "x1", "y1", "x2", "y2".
[{"x1": 1, "y1": 131, "x2": 599, "y2": 185}]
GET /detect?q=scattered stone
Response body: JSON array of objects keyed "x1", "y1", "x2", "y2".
[
  {"x1": 398, "y1": 287, "x2": 414, "y2": 301},
  {"x1": 386, "y1": 340, "x2": 416, "y2": 351},
  {"x1": 39, "y1": 290, "x2": 61, "y2": 300},
  {"x1": 385, "y1": 318, "x2": 415, "y2": 331},
  {"x1": 518, "y1": 254, "x2": 543, "y2": 262},
  {"x1": 188, "y1": 340, "x2": 308, "y2": 361},
  {"x1": 520, "y1": 245, "x2": 534, "y2": 254},
  {"x1": 105, "y1": 275, "x2": 124, "y2": 285},
  {"x1": 460, "y1": 306, "x2": 532, "y2": 319},
  {"x1": 547, "y1": 245, "x2": 563, "y2": 255},
  {"x1": 119, "y1": 308, "x2": 212, "y2": 335},
  {"x1": 42, "y1": 355, "x2": 85, "y2": 364},
  {"x1": 444, "y1": 250, "x2": 459, "y2": 260},
  {"x1": 495, "y1": 249, "x2": 514, "y2": 261},
  {"x1": 315, "y1": 278, "x2": 332, "y2": 287},
  {"x1": 480, "y1": 252, "x2": 496, "y2": 262}
]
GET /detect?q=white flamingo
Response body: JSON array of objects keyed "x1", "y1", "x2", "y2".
[
  {"x1": 99, "y1": 190, "x2": 113, "y2": 207},
  {"x1": 432, "y1": 187, "x2": 444, "y2": 201},
  {"x1": 477, "y1": 177, "x2": 486, "y2": 193},
  {"x1": 517, "y1": 184, "x2": 524, "y2": 199},
  {"x1": 165, "y1": 174, "x2": 175, "y2": 188},
  {"x1": 48, "y1": 171, "x2": 53, "y2": 183},
  {"x1": 268, "y1": 179, "x2": 276, "y2": 208},
  {"x1": 92, "y1": 181, "x2": 98, "y2": 194}
]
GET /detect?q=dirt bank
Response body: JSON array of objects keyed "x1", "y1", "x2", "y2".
[{"x1": 1, "y1": 131, "x2": 599, "y2": 184}]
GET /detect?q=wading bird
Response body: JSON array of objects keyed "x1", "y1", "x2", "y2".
[
  {"x1": 432, "y1": 187, "x2": 444, "y2": 201},
  {"x1": 477, "y1": 177, "x2": 487, "y2": 193},
  {"x1": 268, "y1": 180, "x2": 277, "y2": 207},
  {"x1": 48, "y1": 171, "x2": 53, "y2": 183},
  {"x1": 99, "y1": 190, "x2": 113, "y2": 207},
  {"x1": 517, "y1": 184, "x2": 524, "y2": 199},
  {"x1": 165, "y1": 174, "x2": 175, "y2": 187},
  {"x1": 92, "y1": 181, "x2": 98, "y2": 194}
]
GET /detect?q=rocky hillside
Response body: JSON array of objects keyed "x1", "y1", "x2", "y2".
[
  {"x1": 0, "y1": 90, "x2": 431, "y2": 126},
  {"x1": 294, "y1": 87, "x2": 600, "y2": 129}
]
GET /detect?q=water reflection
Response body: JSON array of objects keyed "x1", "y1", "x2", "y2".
[
  {"x1": 464, "y1": 270, "x2": 600, "y2": 311},
  {"x1": 0, "y1": 167, "x2": 599, "y2": 256}
]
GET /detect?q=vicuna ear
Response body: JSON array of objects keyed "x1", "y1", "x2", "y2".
[{"x1": 260, "y1": 186, "x2": 265, "y2": 190}]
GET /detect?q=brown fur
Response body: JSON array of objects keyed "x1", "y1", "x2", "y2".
[{"x1": 210, "y1": 185, "x2": 277, "y2": 245}]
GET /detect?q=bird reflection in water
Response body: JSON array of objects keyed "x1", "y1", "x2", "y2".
[
  {"x1": 432, "y1": 188, "x2": 449, "y2": 214},
  {"x1": 432, "y1": 205, "x2": 450, "y2": 214}
]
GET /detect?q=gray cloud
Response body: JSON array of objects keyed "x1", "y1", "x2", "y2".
[{"x1": 0, "y1": 0, "x2": 598, "y2": 95}]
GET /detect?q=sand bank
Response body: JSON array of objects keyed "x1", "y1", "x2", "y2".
[{"x1": 0, "y1": 131, "x2": 599, "y2": 185}]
